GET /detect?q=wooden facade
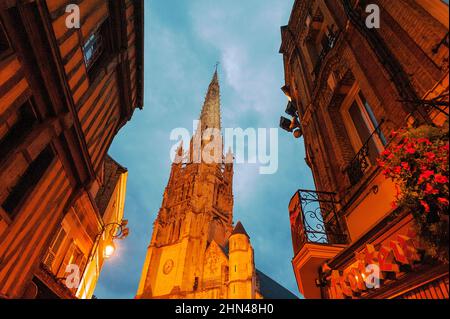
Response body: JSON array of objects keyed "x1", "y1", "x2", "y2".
[
  {"x1": 280, "y1": 0, "x2": 448, "y2": 299},
  {"x1": 0, "y1": 0, "x2": 143, "y2": 299}
]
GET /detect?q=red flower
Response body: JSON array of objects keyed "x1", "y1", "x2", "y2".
[
  {"x1": 419, "y1": 170, "x2": 435, "y2": 184},
  {"x1": 377, "y1": 159, "x2": 386, "y2": 167},
  {"x1": 405, "y1": 146, "x2": 416, "y2": 154},
  {"x1": 424, "y1": 152, "x2": 436, "y2": 161},
  {"x1": 381, "y1": 149, "x2": 392, "y2": 157},
  {"x1": 434, "y1": 174, "x2": 449, "y2": 184},
  {"x1": 417, "y1": 138, "x2": 432, "y2": 145},
  {"x1": 438, "y1": 197, "x2": 449, "y2": 206},
  {"x1": 420, "y1": 200, "x2": 430, "y2": 213},
  {"x1": 424, "y1": 183, "x2": 439, "y2": 195},
  {"x1": 393, "y1": 166, "x2": 402, "y2": 174},
  {"x1": 401, "y1": 162, "x2": 410, "y2": 171},
  {"x1": 390, "y1": 130, "x2": 399, "y2": 138}
]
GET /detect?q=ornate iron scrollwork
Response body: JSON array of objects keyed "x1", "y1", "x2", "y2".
[
  {"x1": 345, "y1": 120, "x2": 385, "y2": 186},
  {"x1": 292, "y1": 190, "x2": 348, "y2": 248}
]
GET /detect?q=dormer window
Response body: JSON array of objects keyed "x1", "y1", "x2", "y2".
[
  {"x1": 82, "y1": 18, "x2": 112, "y2": 81},
  {"x1": 83, "y1": 28, "x2": 104, "y2": 71},
  {"x1": 1, "y1": 20, "x2": 11, "y2": 58},
  {"x1": 0, "y1": 99, "x2": 38, "y2": 160}
]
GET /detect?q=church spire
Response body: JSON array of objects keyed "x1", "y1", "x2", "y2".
[{"x1": 199, "y1": 67, "x2": 221, "y2": 132}]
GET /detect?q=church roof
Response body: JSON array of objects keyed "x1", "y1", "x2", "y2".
[
  {"x1": 256, "y1": 269, "x2": 299, "y2": 299},
  {"x1": 231, "y1": 221, "x2": 250, "y2": 238},
  {"x1": 95, "y1": 155, "x2": 127, "y2": 217},
  {"x1": 215, "y1": 236, "x2": 298, "y2": 299}
]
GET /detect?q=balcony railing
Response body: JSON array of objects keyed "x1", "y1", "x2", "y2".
[
  {"x1": 345, "y1": 120, "x2": 385, "y2": 186},
  {"x1": 289, "y1": 190, "x2": 348, "y2": 252},
  {"x1": 312, "y1": 30, "x2": 340, "y2": 77}
]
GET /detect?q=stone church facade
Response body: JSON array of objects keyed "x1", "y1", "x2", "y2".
[{"x1": 136, "y1": 71, "x2": 297, "y2": 299}]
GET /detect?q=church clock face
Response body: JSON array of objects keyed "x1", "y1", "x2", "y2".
[{"x1": 163, "y1": 259, "x2": 174, "y2": 275}]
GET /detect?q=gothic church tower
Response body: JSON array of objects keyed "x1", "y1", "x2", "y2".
[{"x1": 136, "y1": 70, "x2": 297, "y2": 299}]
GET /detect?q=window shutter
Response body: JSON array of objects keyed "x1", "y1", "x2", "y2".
[
  {"x1": 57, "y1": 241, "x2": 76, "y2": 279},
  {"x1": 79, "y1": 256, "x2": 87, "y2": 278},
  {"x1": 43, "y1": 228, "x2": 66, "y2": 272}
]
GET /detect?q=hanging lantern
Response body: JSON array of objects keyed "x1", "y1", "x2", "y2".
[
  {"x1": 281, "y1": 85, "x2": 292, "y2": 101},
  {"x1": 293, "y1": 128, "x2": 303, "y2": 139},
  {"x1": 280, "y1": 116, "x2": 293, "y2": 132}
]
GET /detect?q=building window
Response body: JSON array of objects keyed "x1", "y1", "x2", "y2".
[
  {"x1": 70, "y1": 246, "x2": 87, "y2": 281},
  {"x1": 341, "y1": 88, "x2": 386, "y2": 165},
  {"x1": 82, "y1": 19, "x2": 112, "y2": 81},
  {"x1": 43, "y1": 227, "x2": 67, "y2": 272},
  {"x1": 83, "y1": 29, "x2": 104, "y2": 70},
  {"x1": 51, "y1": 240, "x2": 87, "y2": 289},
  {"x1": 0, "y1": 100, "x2": 38, "y2": 159},
  {"x1": 193, "y1": 277, "x2": 199, "y2": 291},
  {"x1": 0, "y1": 20, "x2": 10, "y2": 57},
  {"x1": 2, "y1": 146, "x2": 55, "y2": 217}
]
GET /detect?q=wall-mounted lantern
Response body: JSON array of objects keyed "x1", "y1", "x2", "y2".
[
  {"x1": 281, "y1": 85, "x2": 292, "y2": 101},
  {"x1": 88, "y1": 220, "x2": 130, "y2": 262},
  {"x1": 280, "y1": 100, "x2": 303, "y2": 138},
  {"x1": 103, "y1": 243, "x2": 116, "y2": 259}
]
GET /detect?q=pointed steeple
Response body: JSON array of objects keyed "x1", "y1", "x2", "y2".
[
  {"x1": 225, "y1": 147, "x2": 234, "y2": 164},
  {"x1": 231, "y1": 221, "x2": 250, "y2": 238},
  {"x1": 199, "y1": 68, "x2": 221, "y2": 132}
]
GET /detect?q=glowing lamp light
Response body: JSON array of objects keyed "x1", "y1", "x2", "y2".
[
  {"x1": 293, "y1": 129, "x2": 303, "y2": 139},
  {"x1": 104, "y1": 243, "x2": 116, "y2": 259},
  {"x1": 281, "y1": 85, "x2": 292, "y2": 101}
]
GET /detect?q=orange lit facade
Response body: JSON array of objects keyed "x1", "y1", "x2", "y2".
[
  {"x1": 0, "y1": 0, "x2": 143, "y2": 299},
  {"x1": 279, "y1": 0, "x2": 448, "y2": 299}
]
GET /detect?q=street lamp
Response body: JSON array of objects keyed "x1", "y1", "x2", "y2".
[
  {"x1": 103, "y1": 243, "x2": 115, "y2": 259},
  {"x1": 87, "y1": 220, "x2": 130, "y2": 263},
  {"x1": 279, "y1": 87, "x2": 303, "y2": 139},
  {"x1": 102, "y1": 220, "x2": 129, "y2": 259}
]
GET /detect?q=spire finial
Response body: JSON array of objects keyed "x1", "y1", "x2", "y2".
[
  {"x1": 197, "y1": 64, "x2": 221, "y2": 132},
  {"x1": 214, "y1": 61, "x2": 220, "y2": 73}
]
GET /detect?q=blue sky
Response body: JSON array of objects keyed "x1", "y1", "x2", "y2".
[{"x1": 94, "y1": 0, "x2": 315, "y2": 299}]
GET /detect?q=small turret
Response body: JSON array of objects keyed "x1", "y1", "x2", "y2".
[{"x1": 228, "y1": 221, "x2": 256, "y2": 299}]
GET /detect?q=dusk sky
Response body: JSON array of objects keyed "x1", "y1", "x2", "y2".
[{"x1": 94, "y1": 0, "x2": 315, "y2": 298}]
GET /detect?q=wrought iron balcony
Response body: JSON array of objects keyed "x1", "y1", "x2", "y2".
[
  {"x1": 289, "y1": 189, "x2": 348, "y2": 253},
  {"x1": 312, "y1": 30, "x2": 340, "y2": 77},
  {"x1": 345, "y1": 120, "x2": 385, "y2": 186}
]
